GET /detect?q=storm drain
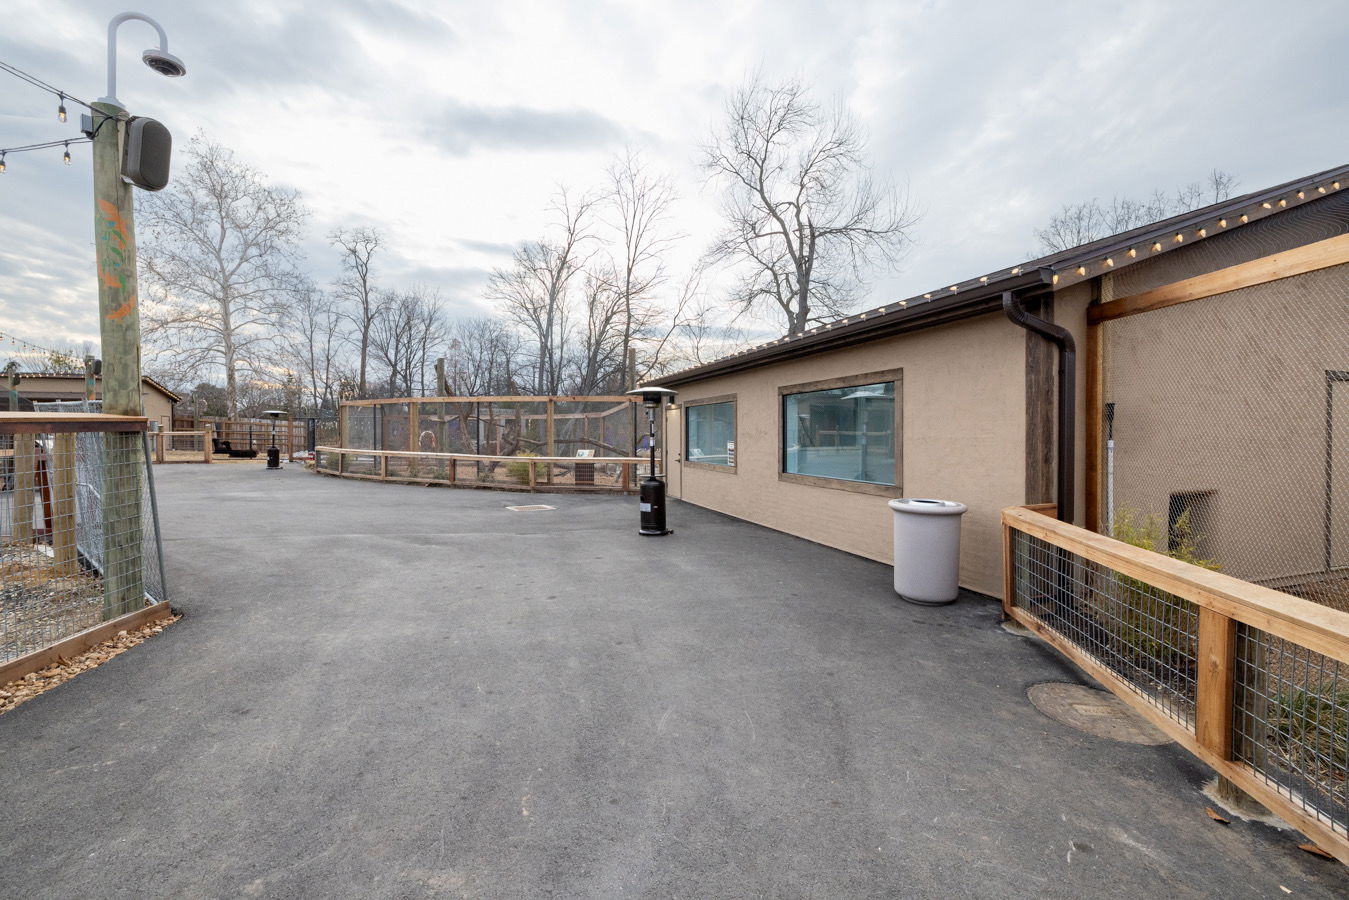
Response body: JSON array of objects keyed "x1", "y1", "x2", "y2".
[
  {"x1": 1027, "y1": 682, "x2": 1171, "y2": 745},
  {"x1": 506, "y1": 505, "x2": 556, "y2": 512}
]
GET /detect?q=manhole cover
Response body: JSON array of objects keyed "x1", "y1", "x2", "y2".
[
  {"x1": 1027, "y1": 683, "x2": 1172, "y2": 745},
  {"x1": 505, "y1": 504, "x2": 556, "y2": 512}
]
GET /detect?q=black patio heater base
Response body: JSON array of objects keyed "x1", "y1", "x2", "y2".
[
  {"x1": 266, "y1": 447, "x2": 281, "y2": 469},
  {"x1": 638, "y1": 476, "x2": 672, "y2": 536},
  {"x1": 627, "y1": 385, "x2": 678, "y2": 537}
]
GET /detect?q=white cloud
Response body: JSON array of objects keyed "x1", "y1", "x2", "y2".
[{"x1": 1, "y1": 0, "x2": 1346, "y2": 356}]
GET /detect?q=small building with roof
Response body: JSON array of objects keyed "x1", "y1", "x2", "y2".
[
  {"x1": 649, "y1": 165, "x2": 1349, "y2": 600},
  {"x1": 6, "y1": 373, "x2": 180, "y2": 428}
]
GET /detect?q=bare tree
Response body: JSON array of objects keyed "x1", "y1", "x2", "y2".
[
  {"x1": 284, "y1": 284, "x2": 348, "y2": 413},
  {"x1": 139, "y1": 137, "x2": 308, "y2": 416},
  {"x1": 330, "y1": 227, "x2": 383, "y2": 397},
  {"x1": 703, "y1": 74, "x2": 916, "y2": 334},
  {"x1": 604, "y1": 150, "x2": 678, "y2": 386},
  {"x1": 1035, "y1": 169, "x2": 1239, "y2": 254},
  {"x1": 568, "y1": 270, "x2": 627, "y2": 394},
  {"x1": 487, "y1": 189, "x2": 597, "y2": 393},
  {"x1": 368, "y1": 286, "x2": 446, "y2": 397},
  {"x1": 444, "y1": 317, "x2": 523, "y2": 395}
]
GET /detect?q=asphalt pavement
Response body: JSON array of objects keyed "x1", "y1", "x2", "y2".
[{"x1": 1, "y1": 465, "x2": 1343, "y2": 898}]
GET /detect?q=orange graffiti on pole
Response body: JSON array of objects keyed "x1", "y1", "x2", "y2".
[{"x1": 96, "y1": 198, "x2": 137, "y2": 320}]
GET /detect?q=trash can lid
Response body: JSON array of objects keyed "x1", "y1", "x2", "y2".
[{"x1": 888, "y1": 498, "x2": 968, "y2": 515}]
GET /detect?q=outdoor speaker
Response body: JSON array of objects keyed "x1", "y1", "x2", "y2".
[{"x1": 123, "y1": 117, "x2": 172, "y2": 191}]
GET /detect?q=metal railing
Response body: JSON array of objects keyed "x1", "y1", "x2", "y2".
[
  {"x1": 1003, "y1": 505, "x2": 1349, "y2": 865},
  {"x1": 1, "y1": 413, "x2": 171, "y2": 679},
  {"x1": 314, "y1": 446, "x2": 653, "y2": 493}
]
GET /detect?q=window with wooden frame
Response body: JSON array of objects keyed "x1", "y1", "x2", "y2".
[
  {"x1": 780, "y1": 369, "x2": 902, "y2": 496},
  {"x1": 684, "y1": 395, "x2": 737, "y2": 471}
]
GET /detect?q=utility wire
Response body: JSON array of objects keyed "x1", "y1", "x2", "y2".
[
  {"x1": 0, "y1": 60, "x2": 94, "y2": 110},
  {"x1": 0, "y1": 137, "x2": 92, "y2": 155}
]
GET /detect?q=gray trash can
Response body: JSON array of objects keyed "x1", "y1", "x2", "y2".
[{"x1": 888, "y1": 498, "x2": 968, "y2": 605}]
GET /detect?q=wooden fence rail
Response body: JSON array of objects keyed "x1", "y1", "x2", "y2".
[
  {"x1": 1002, "y1": 505, "x2": 1349, "y2": 865},
  {"x1": 314, "y1": 446, "x2": 655, "y2": 493},
  {"x1": 150, "y1": 430, "x2": 211, "y2": 464}
]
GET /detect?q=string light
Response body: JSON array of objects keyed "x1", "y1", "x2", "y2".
[
  {"x1": 57, "y1": 92, "x2": 67, "y2": 122},
  {"x1": 0, "y1": 152, "x2": 5, "y2": 174},
  {"x1": 62, "y1": 142, "x2": 71, "y2": 166}
]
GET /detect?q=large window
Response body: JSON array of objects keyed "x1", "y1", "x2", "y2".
[
  {"x1": 782, "y1": 372, "x2": 900, "y2": 491},
  {"x1": 685, "y1": 398, "x2": 736, "y2": 468}
]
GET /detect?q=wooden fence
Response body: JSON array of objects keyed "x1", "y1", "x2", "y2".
[
  {"x1": 0, "y1": 412, "x2": 173, "y2": 683},
  {"x1": 174, "y1": 417, "x2": 305, "y2": 460},
  {"x1": 314, "y1": 446, "x2": 654, "y2": 493},
  {"x1": 150, "y1": 430, "x2": 211, "y2": 464},
  {"x1": 1003, "y1": 504, "x2": 1349, "y2": 865}
]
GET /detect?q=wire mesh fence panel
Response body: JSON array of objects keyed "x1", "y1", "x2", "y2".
[
  {"x1": 1234, "y1": 624, "x2": 1349, "y2": 839},
  {"x1": 1, "y1": 419, "x2": 166, "y2": 664},
  {"x1": 1100, "y1": 263, "x2": 1349, "y2": 607},
  {"x1": 1012, "y1": 529, "x2": 1199, "y2": 728}
]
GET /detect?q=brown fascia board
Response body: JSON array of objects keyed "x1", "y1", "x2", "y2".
[
  {"x1": 650, "y1": 268, "x2": 1055, "y2": 386},
  {"x1": 15, "y1": 372, "x2": 182, "y2": 402},
  {"x1": 651, "y1": 162, "x2": 1349, "y2": 388}
]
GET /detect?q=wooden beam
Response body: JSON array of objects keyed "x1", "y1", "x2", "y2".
[
  {"x1": 51, "y1": 433, "x2": 77, "y2": 575},
  {"x1": 1001, "y1": 523, "x2": 1015, "y2": 616},
  {"x1": 12, "y1": 435, "x2": 34, "y2": 543},
  {"x1": 0, "y1": 601, "x2": 172, "y2": 685},
  {"x1": 1088, "y1": 233, "x2": 1349, "y2": 323},
  {"x1": 1084, "y1": 319, "x2": 1104, "y2": 532},
  {"x1": 1195, "y1": 608, "x2": 1237, "y2": 759}
]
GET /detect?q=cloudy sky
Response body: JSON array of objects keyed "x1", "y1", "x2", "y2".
[{"x1": 1, "y1": 0, "x2": 1346, "y2": 358}]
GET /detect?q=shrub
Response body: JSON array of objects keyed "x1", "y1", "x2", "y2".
[{"x1": 505, "y1": 451, "x2": 538, "y2": 485}]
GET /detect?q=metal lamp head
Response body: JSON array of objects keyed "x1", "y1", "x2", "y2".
[
  {"x1": 626, "y1": 386, "x2": 678, "y2": 409},
  {"x1": 262, "y1": 409, "x2": 287, "y2": 420},
  {"x1": 142, "y1": 48, "x2": 186, "y2": 77}
]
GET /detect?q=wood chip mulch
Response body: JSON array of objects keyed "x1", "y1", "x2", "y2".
[{"x1": 0, "y1": 613, "x2": 181, "y2": 715}]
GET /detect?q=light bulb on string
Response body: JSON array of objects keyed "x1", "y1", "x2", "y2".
[
  {"x1": 58, "y1": 93, "x2": 67, "y2": 123},
  {"x1": 0, "y1": 153, "x2": 6, "y2": 174},
  {"x1": 63, "y1": 142, "x2": 71, "y2": 166}
]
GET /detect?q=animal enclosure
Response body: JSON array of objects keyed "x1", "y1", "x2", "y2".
[{"x1": 319, "y1": 396, "x2": 659, "y2": 492}]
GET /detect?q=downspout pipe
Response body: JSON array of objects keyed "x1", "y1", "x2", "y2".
[{"x1": 1003, "y1": 291, "x2": 1075, "y2": 523}]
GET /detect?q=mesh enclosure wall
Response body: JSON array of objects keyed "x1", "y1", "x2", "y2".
[{"x1": 1100, "y1": 263, "x2": 1349, "y2": 608}]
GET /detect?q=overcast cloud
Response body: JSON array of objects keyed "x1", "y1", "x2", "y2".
[{"x1": 1, "y1": 0, "x2": 1346, "y2": 357}]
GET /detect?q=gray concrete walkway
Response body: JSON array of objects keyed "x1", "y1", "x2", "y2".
[{"x1": 1, "y1": 466, "x2": 1343, "y2": 898}]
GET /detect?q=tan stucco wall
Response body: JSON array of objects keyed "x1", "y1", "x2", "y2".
[{"x1": 668, "y1": 313, "x2": 1027, "y2": 598}]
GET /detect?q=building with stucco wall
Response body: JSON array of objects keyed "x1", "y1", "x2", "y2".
[{"x1": 650, "y1": 165, "x2": 1349, "y2": 600}]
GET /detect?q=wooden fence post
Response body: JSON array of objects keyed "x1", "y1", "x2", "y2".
[
  {"x1": 13, "y1": 436, "x2": 35, "y2": 543},
  {"x1": 203, "y1": 427, "x2": 213, "y2": 463},
  {"x1": 51, "y1": 433, "x2": 77, "y2": 575},
  {"x1": 1002, "y1": 521, "x2": 1015, "y2": 618},
  {"x1": 1195, "y1": 607, "x2": 1236, "y2": 759}
]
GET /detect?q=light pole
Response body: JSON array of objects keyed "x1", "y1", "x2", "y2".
[
  {"x1": 88, "y1": 12, "x2": 185, "y2": 620},
  {"x1": 92, "y1": 12, "x2": 186, "y2": 418},
  {"x1": 626, "y1": 386, "x2": 677, "y2": 536}
]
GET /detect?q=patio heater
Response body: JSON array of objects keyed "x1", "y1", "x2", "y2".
[
  {"x1": 262, "y1": 410, "x2": 287, "y2": 470},
  {"x1": 626, "y1": 386, "x2": 677, "y2": 536}
]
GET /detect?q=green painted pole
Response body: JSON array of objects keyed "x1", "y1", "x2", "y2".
[{"x1": 92, "y1": 100, "x2": 144, "y2": 619}]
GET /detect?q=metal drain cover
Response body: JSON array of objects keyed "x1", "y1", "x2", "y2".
[
  {"x1": 1027, "y1": 682, "x2": 1172, "y2": 745},
  {"x1": 506, "y1": 504, "x2": 556, "y2": 512}
]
